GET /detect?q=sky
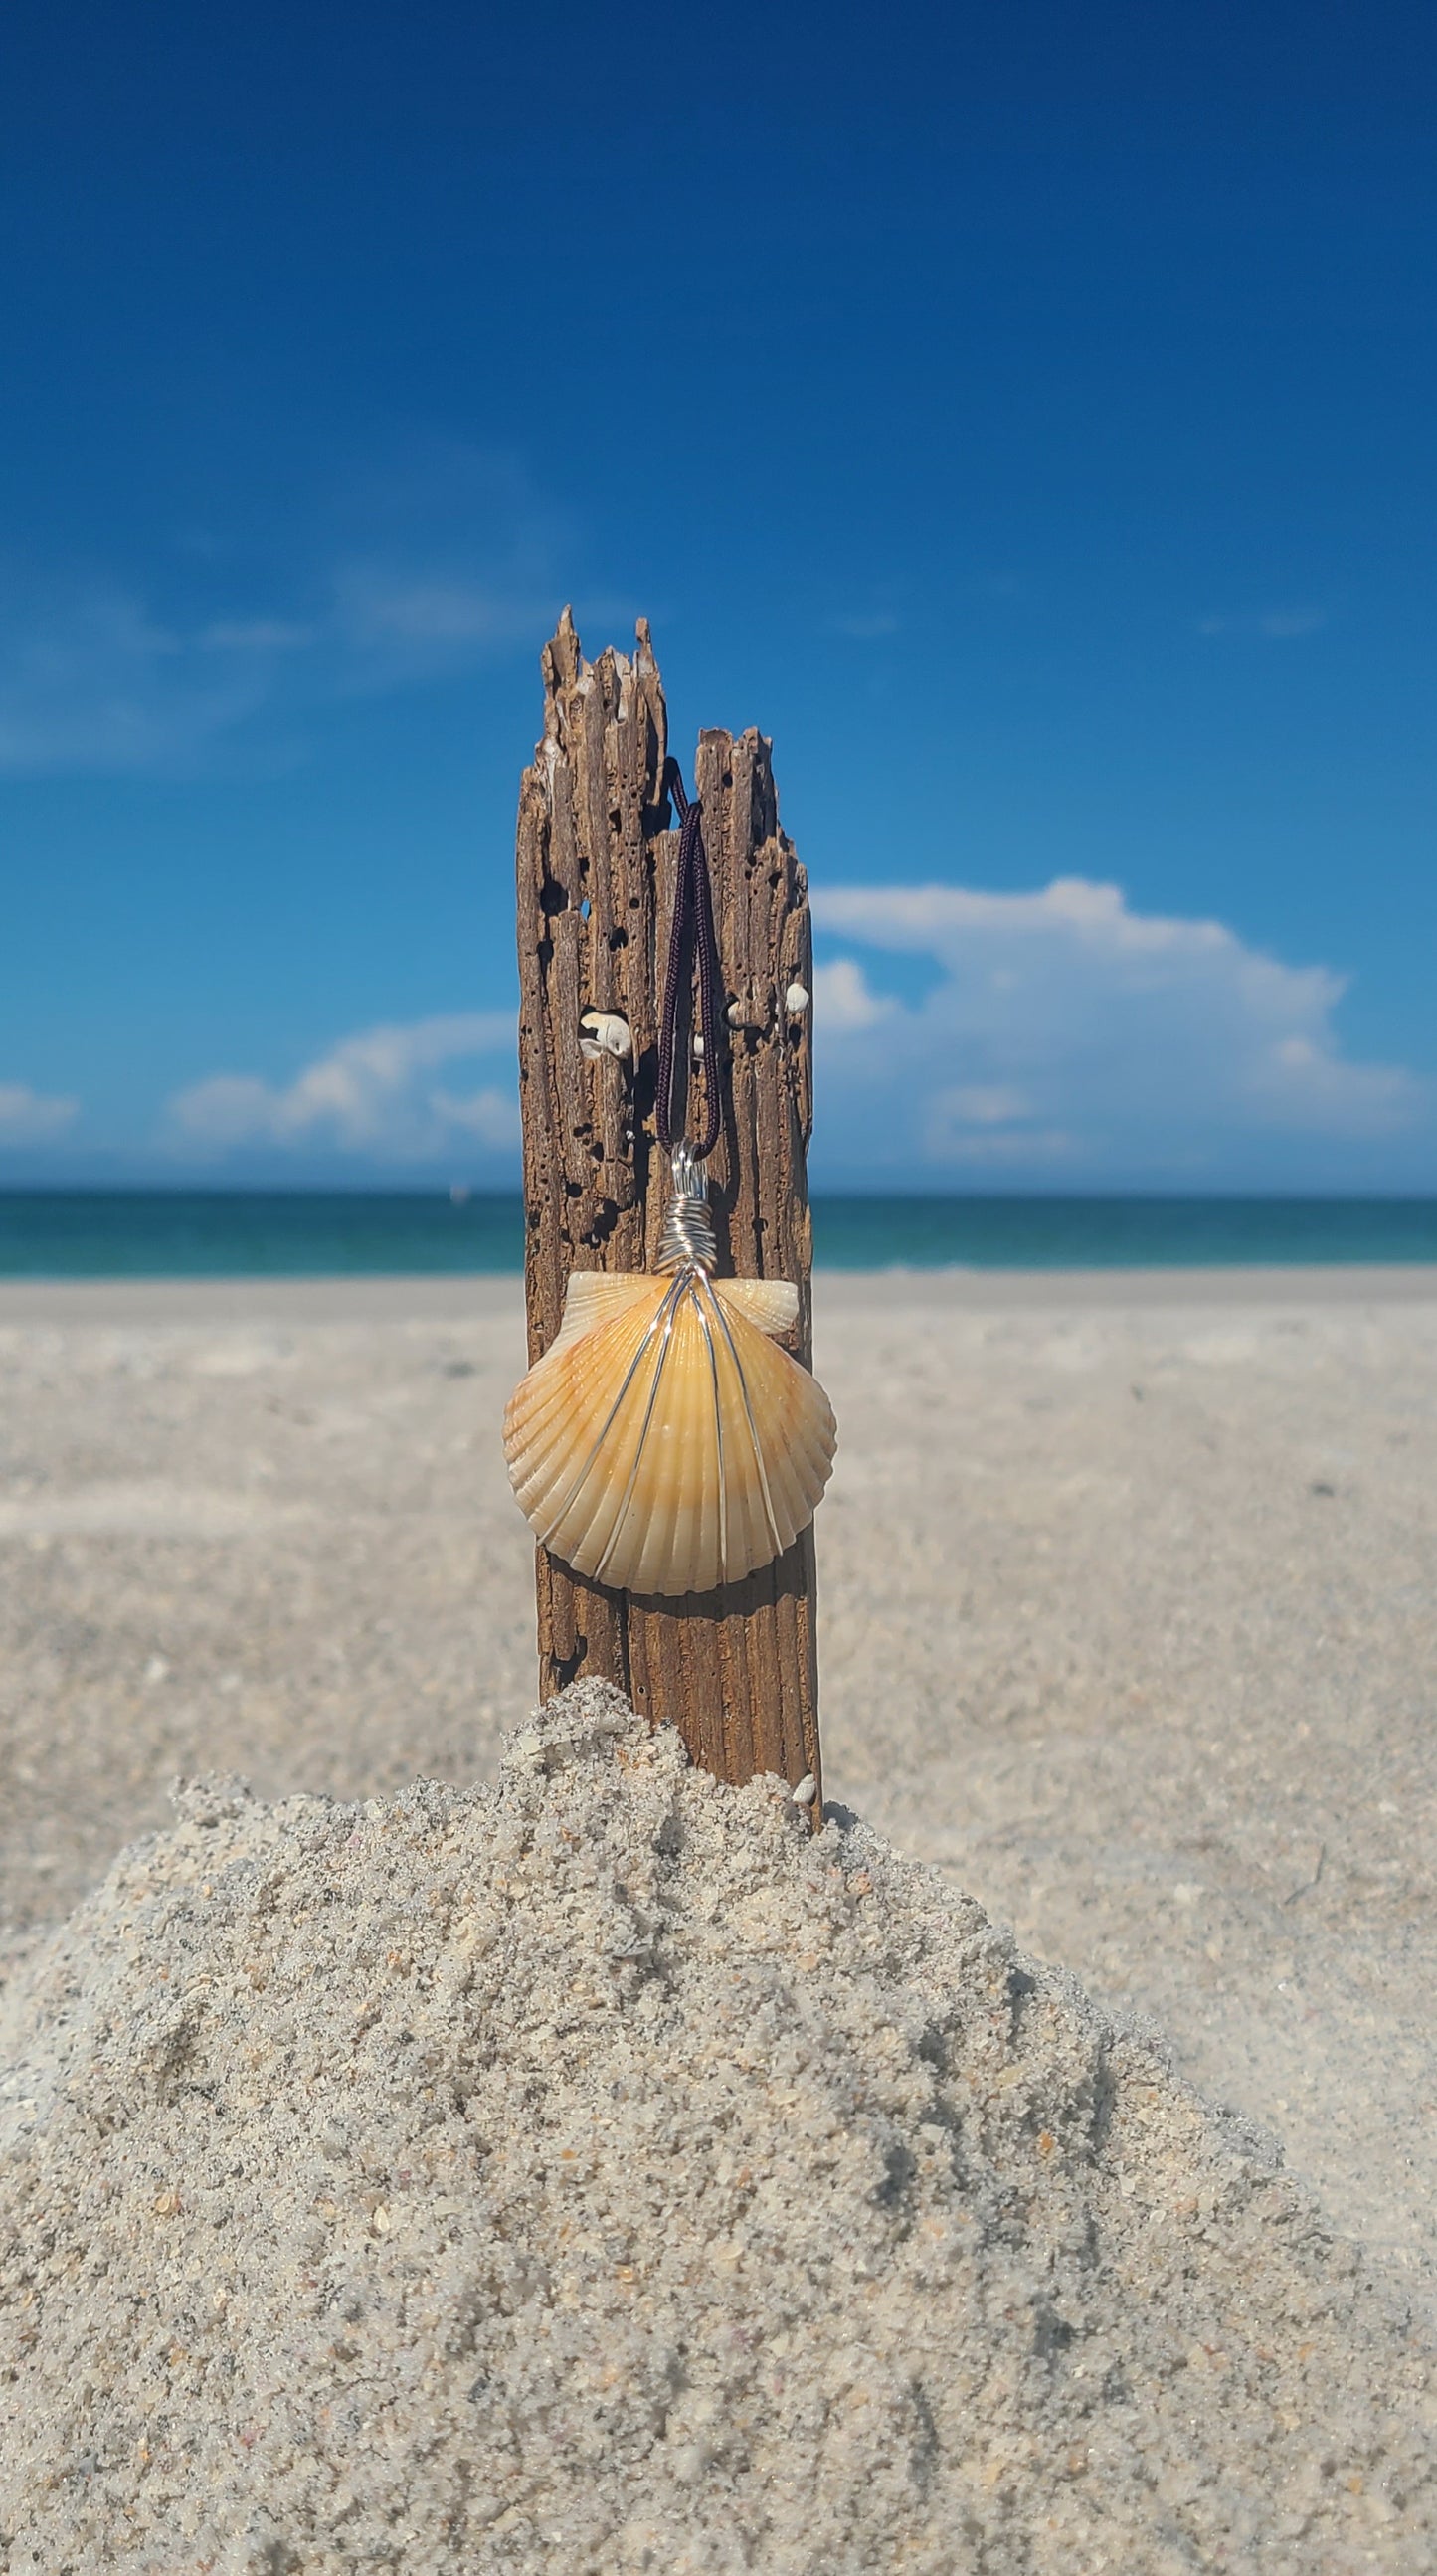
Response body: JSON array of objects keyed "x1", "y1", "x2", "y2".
[{"x1": 2, "y1": 0, "x2": 1434, "y2": 1193}]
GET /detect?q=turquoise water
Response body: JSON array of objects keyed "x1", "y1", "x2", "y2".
[{"x1": 3, "y1": 1190, "x2": 1437, "y2": 1277}]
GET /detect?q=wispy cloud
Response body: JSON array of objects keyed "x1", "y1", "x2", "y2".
[
  {"x1": 1197, "y1": 607, "x2": 1328, "y2": 639},
  {"x1": 810, "y1": 878, "x2": 1423, "y2": 1182},
  {"x1": 0, "y1": 582, "x2": 272, "y2": 774},
  {"x1": 0, "y1": 440, "x2": 574, "y2": 774},
  {"x1": 197, "y1": 618, "x2": 318, "y2": 653},
  {"x1": 826, "y1": 611, "x2": 900, "y2": 641},
  {"x1": 167, "y1": 1014, "x2": 518, "y2": 1162},
  {"x1": 0, "y1": 1083, "x2": 81, "y2": 1142},
  {"x1": 321, "y1": 566, "x2": 555, "y2": 696},
  {"x1": 0, "y1": 568, "x2": 554, "y2": 774},
  {"x1": 331, "y1": 571, "x2": 536, "y2": 649}
]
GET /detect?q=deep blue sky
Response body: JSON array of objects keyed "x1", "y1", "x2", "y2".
[{"x1": 3, "y1": 0, "x2": 1434, "y2": 1188}]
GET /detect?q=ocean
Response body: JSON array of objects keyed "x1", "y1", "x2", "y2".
[{"x1": 3, "y1": 1190, "x2": 1437, "y2": 1278}]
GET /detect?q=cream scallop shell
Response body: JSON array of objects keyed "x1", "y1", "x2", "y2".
[{"x1": 503, "y1": 1267, "x2": 837, "y2": 1597}]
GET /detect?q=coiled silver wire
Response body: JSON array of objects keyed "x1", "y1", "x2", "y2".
[{"x1": 656, "y1": 1142, "x2": 717, "y2": 1273}]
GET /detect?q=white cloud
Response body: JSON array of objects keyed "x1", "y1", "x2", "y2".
[
  {"x1": 926, "y1": 1104, "x2": 1076, "y2": 1162},
  {"x1": 937, "y1": 1084, "x2": 1034, "y2": 1128},
  {"x1": 168, "y1": 1014, "x2": 518, "y2": 1162},
  {"x1": 0, "y1": 1083, "x2": 80, "y2": 1142},
  {"x1": 810, "y1": 877, "x2": 1424, "y2": 1182},
  {"x1": 427, "y1": 1086, "x2": 523, "y2": 1148},
  {"x1": 810, "y1": 958, "x2": 897, "y2": 1032}
]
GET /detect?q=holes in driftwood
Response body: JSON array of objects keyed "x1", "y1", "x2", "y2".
[
  {"x1": 539, "y1": 878, "x2": 568, "y2": 916},
  {"x1": 725, "y1": 989, "x2": 769, "y2": 1052},
  {"x1": 584, "y1": 1198, "x2": 621, "y2": 1248}
]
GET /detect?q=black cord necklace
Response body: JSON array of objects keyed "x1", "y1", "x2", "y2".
[{"x1": 654, "y1": 757, "x2": 725, "y2": 1164}]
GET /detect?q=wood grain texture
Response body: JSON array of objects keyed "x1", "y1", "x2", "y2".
[{"x1": 514, "y1": 612, "x2": 821, "y2": 1801}]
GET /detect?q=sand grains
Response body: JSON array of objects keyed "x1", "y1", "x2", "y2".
[{"x1": 1, "y1": 1682, "x2": 1433, "y2": 2572}]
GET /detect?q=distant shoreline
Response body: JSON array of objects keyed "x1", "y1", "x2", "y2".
[
  {"x1": 5, "y1": 1186, "x2": 1437, "y2": 1284},
  {"x1": 4, "y1": 1263, "x2": 1437, "y2": 1325}
]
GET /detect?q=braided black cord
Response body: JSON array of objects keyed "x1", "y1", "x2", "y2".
[{"x1": 655, "y1": 758, "x2": 725, "y2": 1159}]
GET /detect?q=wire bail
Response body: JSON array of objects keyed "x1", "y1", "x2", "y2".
[{"x1": 656, "y1": 1142, "x2": 717, "y2": 1273}]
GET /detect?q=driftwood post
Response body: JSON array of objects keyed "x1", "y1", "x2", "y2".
[{"x1": 514, "y1": 609, "x2": 821, "y2": 1801}]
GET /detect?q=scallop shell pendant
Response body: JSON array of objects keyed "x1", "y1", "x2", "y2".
[{"x1": 503, "y1": 1148, "x2": 837, "y2": 1597}]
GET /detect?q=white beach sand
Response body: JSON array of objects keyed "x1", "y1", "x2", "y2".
[
  {"x1": 4, "y1": 1679, "x2": 1435, "y2": 2572},
  {"x1": 1, "y1": 1267, "x2": 1435, "y2": 2564}
]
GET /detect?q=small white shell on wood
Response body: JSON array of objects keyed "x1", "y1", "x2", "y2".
[
  {"x1": 503, "y1": 1267, "x2": 837, "y2": 1597},
  {"x1": 579, "y1": 1010, "x2": 632, "y2": 1061}
]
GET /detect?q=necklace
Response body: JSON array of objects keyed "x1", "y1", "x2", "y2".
[{"x1": 503, "y1": 763, "x2": 836, "y2": 1598}]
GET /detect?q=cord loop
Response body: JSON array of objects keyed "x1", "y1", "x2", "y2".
[{"x1": 655, "y1": 757, "x2": 724, "y2": 1161}]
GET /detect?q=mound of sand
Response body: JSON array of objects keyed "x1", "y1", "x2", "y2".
[{"x1": 1, "y1": 1684, "x2": 1433, "y2": 2574}]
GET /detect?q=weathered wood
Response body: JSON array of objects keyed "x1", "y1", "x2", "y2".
[{"x1": 514, "y1": 611, "x2": 821, "y2": 1801}]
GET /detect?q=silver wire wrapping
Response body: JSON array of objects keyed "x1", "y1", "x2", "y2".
[{"x1": 655, "y1": 1143, "x2": 717, "y2": 1273}]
